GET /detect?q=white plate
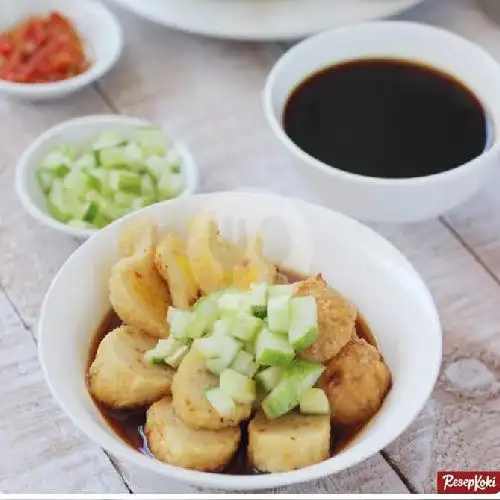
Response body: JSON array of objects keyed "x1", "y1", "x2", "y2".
[{"x1": 109, "y1": 0, "x2": 423, "y2": 41}]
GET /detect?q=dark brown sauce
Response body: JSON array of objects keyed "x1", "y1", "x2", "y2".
[
  {"x1": 88, "y1": 269, "x2": 383, "y2": 475},
  {"x1": 283, "y1": 58, "x2": 490, "y2": 179}
]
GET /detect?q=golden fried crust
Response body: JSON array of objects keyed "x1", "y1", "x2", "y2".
[
  {"x1": 318, "y1": 338, "x2": 392, "y2": 426},
  {"x1": 154, "y1": 233, "x2": 199, "y2": 310},
  {"x1": 295, "y1": 274, "x2": 357, "y2": 362},
  {"x1": 88, "y1": 326, "x2": 174, "y2": 409},
  {"x1": 146, "y1": 397, "x2": 241, "y2": 472},
  {"x1": 248, "y1": 411, "x2": 330, "y2": 473},
  {"x1": 172, "y1": 349, "x2": 251, "y2": 430}
]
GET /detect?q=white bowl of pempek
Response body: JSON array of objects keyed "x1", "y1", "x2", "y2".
[
  {"x1": 16, "y1": 115, "x2": 199, "y2": 240},
  {"x1": 38, "y1": 191, "x2": 442, "y2": 490},
  {"x1": 0, "y1": 0, "x2": 123, "y2": 101}
]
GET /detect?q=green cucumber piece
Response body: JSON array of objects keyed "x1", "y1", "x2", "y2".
[
  {"x1": 205, "y1": 358, "x2": 226, "y2": 376},
  {"x1": 261, "y1": 359, "x2": 325, "y2": 419},
  {"x1": 268, "y1": 283, "x2": 297, "y2": 298},
  {"x1": 255, "y1": 366, "x2": 283, "y2": 392},
  {"x1": 165, "y1": 345, "x2": 190, "y2": 368},
  {"x1": 229, "y1": 312, "x2": 262, "y2": 342},
  {"x1": 144, "y1": 337, "x2": 185, "y2": 365},
  {"x1": 74, "y1": 153, "x2": 97, "y2": 170},
  {"x1": 40, "y1": 150, "x2": 71, "y2": 171},
  {"x1": 288, "y1": 296, "x2": 319, "y2": 352},
  {"x1": 47, "y1": 180, "x2": 70, "y2": 222},
  {"x1": 245, "y1": 282, "x2": 268, "y2": 318},
  {"x1": 220, "y1": 369, "x2": 256, "y2": 404},
  {"x1": 193, "y1": 335, "x2": 225, "y2": 359},
  {"x1": 205, "y1": 387, "x2": 235, "y2": 417},
  {"x1": 122, "y1": 142, "x2": 144, "y2": 167},
  {"x1": 137, "y1": 126, "x2": 168, "y2": 156},
  {"x1": 187, "y1": 297, "x2": 218, "y2": 339},
  {"x1": 93, "y1": 131, "x2": 126, "y2": 150},
  {"x1": 67, "y1": 219, "x2": 94, "y2": 230},
  {"x1": 231, "y1": 350, "x2": 258, "y2": 378},
  {"x1": 299, "y1": 388, "x2": 330, "y2": 415},
  {"x1": 99, "y1": 147, "x2": 127, "y2": 168},
  {"x1": 217, "y1": 292, "x2": 245, "y2": 317},
  {"x1": 108, "y1": 170, "x2": 143, "y2": 195},
  {"x1": 82, "y1": 201, "x2": 99, "y2": 223},
  {"x1": 267, "y1": 295, "x2": 291, "y2": 333},
  {"x1": 212, "y1": 318, "x2": 231, "y2": 337},
  {"x1": 255, "y1": 328, "x2": 294, "y2": 366},
  {"x1": 37, "y1": 170, "x2": 54, "y2": 194},
  {"x1": 167, "y1": 307, "x2": 193, "y2": 341},
  {"x1": 145, "y1": 155, "x2": 170, "y2": 179}
]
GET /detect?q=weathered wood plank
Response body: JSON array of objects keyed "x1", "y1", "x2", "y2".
[
  {"x1": 0, "y1": 90, "x2": 109, "y2": 329},
  {"x1": 0, "y1": 287, "x2": 127, "y2": 493},
  {"x1": 371, "y1": 220, "x2": 500, "y2": 493}
]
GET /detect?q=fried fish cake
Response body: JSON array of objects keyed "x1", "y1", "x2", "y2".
[
  {"x1": 110, "y1": 219, "x2": 171, "y2": 338},
  {"x1": 172, "y1": 349, "x2": 251, "y2": 430},
  {"x1": 155, "y1": 233, "x2": 199, "y2": 310},
  {"x1": 146, "y1": 397, "x2": 241, "y2": 471},
  {"x1": 88, "y1": 326, "x2": 174, "y2": 409},
  {"x1": 318, "y1": 338, "x2": 391, "y2": 426},
  {"x1": 248, "y1": 410, "x2": 330, "y2": 473},
  {"x1": 295, "y1": 274, "x2": 357, "y2": 362}
]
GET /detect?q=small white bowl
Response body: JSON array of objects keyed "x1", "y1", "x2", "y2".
[
  {"x1": 264, "y1": 21, "x2": 500, "y2": 222},
  {"x1": 0, "y1": 0, "x2": 123, "y2": 101},
  {"x1": 39, "y1": 192, "x2": 442, "y2": 491},
  {"x1": 16, "y1": 115, "x2": 199, "y2": 239}
]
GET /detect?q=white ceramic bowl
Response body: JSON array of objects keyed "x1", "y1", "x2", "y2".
[
  {"x1": 38, "y1": 192, "x2": 442, "y2": 491},
  {"x1": 264, "y1": 21, "x2": 500, "y2": 222},
  {"x1": 16, "y1": 115, "x2": 199, "y2": 240},
  {"x1": 0, "y1": 0, "x2": 123, "y2": 101}
]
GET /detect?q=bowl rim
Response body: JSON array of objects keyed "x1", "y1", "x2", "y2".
[
  {"x1": 263, "y1": 20, "x2": 500, "y2": 187},
  {"x1": 0, "y1": 0, "x2": 124, "y2": 96},
  {"x1": 15, "y1": 114, "x2": 200, "y2": 240},
  {"x1": 38, "y1": 192, "x2": 442, "y2": 490}
]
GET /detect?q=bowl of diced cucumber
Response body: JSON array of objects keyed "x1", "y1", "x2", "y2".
[{"x1": 16, "y1": 115, "x2": 199, "y2": 239}]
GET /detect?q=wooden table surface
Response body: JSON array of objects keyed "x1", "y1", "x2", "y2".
[{"x1": 2, "y1": 0, "x2": 500, "y2": 494}]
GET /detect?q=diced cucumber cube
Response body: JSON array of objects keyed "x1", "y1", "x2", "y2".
[
  {"x1": 157, "y1": 172, "x2": 184, "y2": 200},
  {"x1": 141, "y1": 173, "x2": 156, "y2": 197},
  {"x1": 255, "y1": 328, "x2": 294, "y2": 367},
  {"x1": 47, "y1": 180, "x2": 70, "y2": 222},
  {"x1": 205, "y1": 388, "x2": 235, "y2": 417},
  {"x1": 165, "y1": 344, "x2": 190, "y2": 368},
  {"x1": 82, "y1": 201, "x2": 100, "y2": 223},
  {"x1": 99, "y1": 147, "x2": 127, "y2": 168},
  {"x1": 255, "y1": 366, "x2": 283, "y2": 392},
  {"x1": 37, "y1": 170, "x2": 53, "y2": 194},
  {"x1": 231, "y1": 350, "x2": 258, "y2": 378},
  {"x1": 229, "y1": 312, "x2": 262, "y2": 342},
  {"x1": 267, "y1": 295, "x2": 291, "y2": 333},
  {"x1": 261, "y1": 359, "x2": 325, "y2": 419},
  {"x1": 145, "y1": 155, "x2": 170, "y2": 179},
  {"x1": 167, "y1": 307, "x2": 193, "y2": 340},
  {"x1": 93, "y1": 131, "x2": 126, "y2": 150},
  {"x1": 268, "y1": 284, "x2": 297, "y2": 298},
  {"x1": 108, "y1": 171, "x2": 143, "y2": 195},
  {"x1": 137, "y1": 126, "x2": 168, "y2": 156},
  {"x1": 40, "y1": 150, "x2": 72, "y2": 171},
  {"x1": 206, "y1": 358, "x2": 226, "y2": 376},
  {"x1": 299, "y1": 388, "x2": 330, "y2": 415},
  {"x1": 55, "y1": 143, "x2": 78, "y2": 160},
  {"x1": 63, "y1": 168, "x2": 91, "y2": 196},
  {"x1": 245, "y1": 282, "x2": 268, "y2": 318},
  {"x1": 74, "y1": 153, "x2": 97, "y2": 170},
  {"x1": 218, "y1": 292, "x2": 245, "y2": 317},
  {"x1": 212, "y1": 318, "x2": 231, "y2": 338},
  {"x1": 122, "y1": 142, "x2": 144, "y2": 167},
  {"x1": 220, "y1": 369, "x2": 256, "y2": 404},
  {"x1": 288, "y1": 296, "x2": 319, "y2": 352},
  {"x1": 193, "y1": 335, "x2": 225, "y2": 359},
  {"x1": 144, "y1": 337, "x2": 185, "y2": 365},
  {"x1": 188, "y1": 297, "x2": 218, "y2": 338}
]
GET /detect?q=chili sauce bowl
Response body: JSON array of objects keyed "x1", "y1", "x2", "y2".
[
  {"x1": 38, "y1": 192, "x2": 442, "y2": 490},
  {"x1": 0, "y1": 0, "x2": 123, "y2": 101}
]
